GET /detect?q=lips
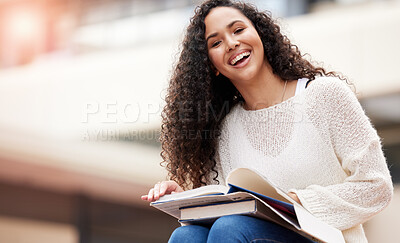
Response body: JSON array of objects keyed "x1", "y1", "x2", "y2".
[{"x1": 229, "y1": 50, "x2": 251, "y2": 66}]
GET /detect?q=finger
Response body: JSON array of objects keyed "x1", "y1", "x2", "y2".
[
  {"x1": 159, "y1": 182, "x2": 168, "y2": 197},
  {"x1": 164, "y1": 181, "x2": 176, "y2": 194},
  {"x1": 147, "y1": 188, "x2": 154, "y2": 202},
  {"x1": 154, "y1": 182, "x2": 161, "y2": 200},
  {"x1": 165, "y1": 181, "x2": 184, "y2": 194},
  {"x1": 141, "y1": 195, "x2": 148, "y2": 200}
]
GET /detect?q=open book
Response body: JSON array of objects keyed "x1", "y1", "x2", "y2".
[{"x1": 150, "y1": 168, "x2": 345, "y2": 243}]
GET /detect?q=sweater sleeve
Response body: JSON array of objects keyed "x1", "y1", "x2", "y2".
[{"x1": 290, "y1": 78, "x2": 393, "y2": 230}]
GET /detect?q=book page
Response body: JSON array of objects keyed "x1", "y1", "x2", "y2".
[
  {"x1": 226, "y1": 168, "x2": 292, "y2": 204},
  {"x1": 294, "y1": 204, "x2": 345, "y2": 243},
  {"x1": 180, "y1": 199, "x2": 256, "y2": 220},
  {"x1": 154, "y1": 185, "x2": 229, "y2": 203}
]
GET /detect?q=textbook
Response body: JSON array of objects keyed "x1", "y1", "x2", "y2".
[
  {"x1": 180, "y1": 199, "x2": 285, "y2": 223},
  {"x1": 150, "y1": 168, "x2": 345, "y2": 243}
]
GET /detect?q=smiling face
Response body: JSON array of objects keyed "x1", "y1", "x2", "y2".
[{"x1": 205, "y1": 7, "x2": 267, "y2": 84}]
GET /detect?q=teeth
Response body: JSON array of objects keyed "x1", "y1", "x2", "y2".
[{"x1": 231, "y1": 51, "x2": 250, "y2": 65}]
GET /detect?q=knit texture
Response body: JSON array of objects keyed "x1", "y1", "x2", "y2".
[{"x1": 214, "y1": 77, "x2": 393, "y2": 243}]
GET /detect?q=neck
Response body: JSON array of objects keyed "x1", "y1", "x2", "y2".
[{"x1": 233, "y1": 62, "x2": 287, "y2": 110}]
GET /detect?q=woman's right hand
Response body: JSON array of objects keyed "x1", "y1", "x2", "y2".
[{"x1": 141, "y1": 180, "x2": 184, "y2": 202}]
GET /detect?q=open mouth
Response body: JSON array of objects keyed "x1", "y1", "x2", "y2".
[{"x1": 230, "y1": 51, "x2": 251, "y2": 66}]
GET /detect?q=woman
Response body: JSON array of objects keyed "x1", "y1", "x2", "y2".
[{"x1": 141, "y1": 0, "x2": 393, "y2": 242}]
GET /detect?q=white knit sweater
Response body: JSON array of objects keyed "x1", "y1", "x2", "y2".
[{"x1": 214, "y1": 77, "x2": 393, "y2": 243}]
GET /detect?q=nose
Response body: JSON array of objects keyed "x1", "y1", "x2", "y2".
[{"x1": 226, "y1": 36, "x2": 240, "y2": 52}]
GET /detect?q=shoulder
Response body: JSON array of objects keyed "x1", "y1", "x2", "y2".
[
  {"x1": 304, "y1": 76, "x2": 363, "y2": 125},
  {"x1": 306, "y1": 76, "x2": 356, "y2": 105},
  {"x1": 308, "y1": 76, "x2": 352, "y2": 93}
]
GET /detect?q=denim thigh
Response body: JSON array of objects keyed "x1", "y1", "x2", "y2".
[
  {"x1": 168, "y1": 224, "x2": 210, "y2": 243},
  {"x1": 206, "y1": 215, "x2": 315, "y2": 243}
]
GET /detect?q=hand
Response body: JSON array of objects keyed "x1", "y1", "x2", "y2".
[
  {"x1": 141, "y1": 180, "x2": 184, "y2": 202},
  {"x1": 288, "y1": 192, "x2": 302, "y2": 205}
]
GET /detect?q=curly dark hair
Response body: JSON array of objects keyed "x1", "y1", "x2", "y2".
[{"x1": 160, "y1": 0, "x2": 343, "y2": 190}]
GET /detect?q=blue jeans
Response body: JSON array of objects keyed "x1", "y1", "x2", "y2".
[{"x1": 168, "y1": 215, "x2": 315, "y2": 243}]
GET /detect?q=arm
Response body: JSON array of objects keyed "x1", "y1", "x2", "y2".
[{"x1": 290, "y1": 78, "x2": 393, "y2": 230}]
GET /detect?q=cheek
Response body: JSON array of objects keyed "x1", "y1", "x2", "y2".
[
  {"x1": 250, "y1": 33, "x2": 263, "y2": 49},
  {"x1": 244, "y1": 29, "x2": 263, "y2": 48},
  {"x1": 249, "y1": 34, "x2": 264, "y2": 58},
  {"x1": 208, "y1": 50, "x2": 223, "y2": 68}
]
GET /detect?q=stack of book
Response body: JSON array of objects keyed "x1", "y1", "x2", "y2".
[{"x1": 150, "y1": 168, "x2": 345, "y2": 243}]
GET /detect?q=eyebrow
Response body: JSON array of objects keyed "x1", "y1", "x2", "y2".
[{"x1": 206, "y1": 20, "x2": 245, "y2": 43}]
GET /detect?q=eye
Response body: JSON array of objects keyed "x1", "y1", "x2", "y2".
[
  {"x1": 211, "y1": 40, "x2": 221, "y2": 48},
  {"x1": 234, "y1": 28, "x2": 244, "y2": 34}
]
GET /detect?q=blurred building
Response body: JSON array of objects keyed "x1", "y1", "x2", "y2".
[{"x1": 0, "y1": 0, "x2": 399, "y2": 242}]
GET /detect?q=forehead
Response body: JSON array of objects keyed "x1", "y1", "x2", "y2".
[{"x1": 204, "y1": 7, "x2": 251, "y2": 34}]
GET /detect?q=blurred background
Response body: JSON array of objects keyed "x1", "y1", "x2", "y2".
[{"x1": 0, "y1": 0, "x2": 399, "y2": 242}]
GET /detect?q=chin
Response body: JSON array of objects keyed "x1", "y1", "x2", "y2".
[{"x1": 230, "y1": 75, "x2": 254, "y2": 85}]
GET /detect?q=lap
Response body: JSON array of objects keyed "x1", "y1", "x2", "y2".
[
  {"x1": 168, "y1": 224, "x2": 209, "y2": 243},
  {"x1": 169, "y1": 215, "x2": 315, "y2": 243},
  {"x1": 208, "y1": 215, "x2": 314, "y2": 243}
]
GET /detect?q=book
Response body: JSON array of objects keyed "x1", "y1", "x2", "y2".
[
  {"x1": 180, "y1": 199, "x2": 259, "y2": 221},
  {"x1": 150, "y1": 168, "x2": 345, "y2": 243},
  {"x1": 180, "y1": 199, "x2": 292, "y2": 224}
]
